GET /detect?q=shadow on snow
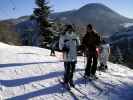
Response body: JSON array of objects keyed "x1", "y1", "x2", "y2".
[{"x1": 0, "y1": 61, "x2": 63, "y2": 68}]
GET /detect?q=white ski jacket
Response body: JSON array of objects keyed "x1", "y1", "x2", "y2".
[
  {"x1": 99, "y1": 44, "x2": 110, "y2": 65},
  {"x1": 59, "y1": 32, "x2": 80, "y2": 62}
]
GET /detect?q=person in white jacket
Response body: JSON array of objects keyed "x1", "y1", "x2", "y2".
[
  {"x1": 99, "y1": 39, "x2": 110, "y2": 71},
  {"x1": 59, "y1": 25, "x2": 80, "y2": 88}
]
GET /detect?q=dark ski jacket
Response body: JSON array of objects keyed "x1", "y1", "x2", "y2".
[{"x1": 82, "y1": 31, "x2": 101, "y2": 52}]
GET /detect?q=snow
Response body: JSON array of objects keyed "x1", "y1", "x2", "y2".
[
  {"x1": 0, "y1": 42, "x2": 133, "y2": 100},
  {"x1": 122, "y1": 23, "x2": 133, "y2": 28}
]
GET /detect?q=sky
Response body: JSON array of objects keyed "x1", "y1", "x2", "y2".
[{"x1": 0, "y1": 0, "x2": 133, "y2": 20}]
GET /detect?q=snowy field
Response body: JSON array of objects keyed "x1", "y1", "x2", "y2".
[{"x1": 0, "y1": 42, "x2": 133, "y2": 100}]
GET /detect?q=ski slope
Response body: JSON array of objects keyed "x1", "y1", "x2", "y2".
[{"x1": 0, "y1": 42, "x2": 133, "y2": 100}]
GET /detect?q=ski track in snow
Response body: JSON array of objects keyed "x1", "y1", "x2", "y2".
[{"x1": 0, "y1": 42, "x2": 133, "y2": 100}]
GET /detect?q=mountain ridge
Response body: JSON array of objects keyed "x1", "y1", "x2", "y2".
[
  {"x1": 0, "y1": 3, "x2": 133, "y2": 45},
  {"x1": 50, "y1": 3, "x2": 133, "y2": 36}
]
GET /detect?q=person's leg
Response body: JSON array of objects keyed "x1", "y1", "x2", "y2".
[
  {"x1": 51, "y1": 48, "x2": 55, "y2": 56},
  {"x1": 64, "y1": 62, "x2": 70, "y2": 83},
  {"x1": 63, "y1": 62, "x2": 67, "y2": 80},
  {"x1": 91, "y1": 52, "x2": 98, "y2": 75},
  {"x1": 105, "y1": 65, "x2": 108, "y2": 70},
  {"x1": 53, "y1": 49, "x2": 55, "y2": 55},
  {"x1": 85, "y1": 55, "x2": 92, "y2": 76},
  {"x1": 50, "y1": 49, "x2": 53, "y2": 56},
  {"x1": 64, "y1": 62, "x2": 67, "y2": 71},
  {"x1": 105, "y1": 54, "x2": 109, "y2": 70},
  {"x1": 100, "y1": 63, "x2": 105, "y2": 70},
  {"x1": 50, "y1": 48, "x2": 54, "y2": 56},
  {"x1": 69, "y1": 62, "x2": 76, "y2": 87}
]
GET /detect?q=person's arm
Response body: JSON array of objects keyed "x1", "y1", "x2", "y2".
[
  {"x1": 108, "y1": 44, "x2": 111, "y2": 55},
  {"x1": 79, "y1": 34, "x2": 87, "y2": 55},
  {"x1": 81, "y1": 34, "x2": 87, "y2": 48},
  {"x1": 96, "y1": 33, "x2": 101, "y2": 46},
  {"x1": 59, "y1": 35, "x2": 64, "y2": 51},
  {"x1": 76, "y1": 36, "x2": 80, "y2": 47}
]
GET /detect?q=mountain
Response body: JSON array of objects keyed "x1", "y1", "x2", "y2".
[
  {"x1": 110, "y1": 25, "x2": 133, "y2": 67},
  {"x1": 0, "y1": 42, "x2": 133, "y2": 100},
  {"x1": 15, "y1": 16, "x2": 40, "y2": 46},
  {"x1": 0, "y1": 3, "x2": 133, "y2": 45},
  {"x1": 0, "y1": 20, "x2": 21, "y2": 45},
  {"x1": 50, "y1": 3, "x2": 133, "y2": 36},
  {"x1": 0, "y1": 16, "x2": 40, "y2": 46},
  {"x1": 3, "y1": 16, "x2": 30, "y2": 24}
]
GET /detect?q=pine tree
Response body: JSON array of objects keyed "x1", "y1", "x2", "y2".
[
  {"x1": 33, "y1": 0, "x2": 52, "y2": 46},
  {"x1": 116, "y1": 47, "x2": 123, "y2": 63}
]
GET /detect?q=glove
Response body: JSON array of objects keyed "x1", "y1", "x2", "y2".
[{"x1": 62, "y1": 44, "x2": 69, "y2": 52}]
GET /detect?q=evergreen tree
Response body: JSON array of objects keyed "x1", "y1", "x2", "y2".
[
  {"x1": 116, "y1": 46, "x2": 124, "y2": 63},
  {"x1": 33, "y1": 0, "x2": 52, "y2": 46}
]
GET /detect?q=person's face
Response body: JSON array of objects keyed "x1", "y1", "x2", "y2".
[
  {"x1": 68, "y1": 28, "x2": 73, "y2": 33},
  {"x1": 87, "y1": 27, "x2": 92, "y2": 32}
]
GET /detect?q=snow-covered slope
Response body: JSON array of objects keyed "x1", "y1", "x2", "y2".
[
  {"x1": 122, "y1": 23, "x2": 133, "y2": 28},
  {"x1": 0, "y1": 42, "x2": 133, "y2": 100}
]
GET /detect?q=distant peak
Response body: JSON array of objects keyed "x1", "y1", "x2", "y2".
[
  {"x1": 83, "y1": 3, "x2": 107, "y2": 7},
  {"x1": 79, "y1": 3, "x2": 110, "y2": 10}
]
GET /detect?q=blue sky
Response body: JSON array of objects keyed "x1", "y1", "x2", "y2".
[{"x1": 0, "y1": 0, "x2": 133, "y2": 20}]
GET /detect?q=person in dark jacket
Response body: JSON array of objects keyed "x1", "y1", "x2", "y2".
[
  {"x1": 50, "y1": 38, "x2": 57, "y2": 56},
  {"x1": 82, "y1": 24, "x2": 101, "y2": 79}
]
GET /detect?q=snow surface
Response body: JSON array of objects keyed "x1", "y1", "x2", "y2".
[
  {"x1": 122, "y1": 23, "x2": 133, "y2": 28},
  {"x1": 0, "y1": 42, "x2": 133, "y2": 100}
]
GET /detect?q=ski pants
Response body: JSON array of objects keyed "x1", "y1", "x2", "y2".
[
  {"x1": 50, "y1": 48, "x2": 55, "y2": 55},
  {"x1": 85, "y1": 50, "x2": 98, "y2": 76},
  {"x1": 64, "y1": 61, "x2": 76, "y2": 83}
]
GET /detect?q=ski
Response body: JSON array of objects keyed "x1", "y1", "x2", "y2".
[
  {"x1": 58, "y1": 78, "x2": 71, "y2": 90},
  {"x1": 58, "y1": 78, "x2": 80, "y2": 100},
  {"x1": 79, "y1": 73, "x2": 92, "y2": 81},
  {"x1": 58, "y1": 78, "x2": 90, "y2": 99},
  {"x1": 79, "y1": 72, "x2": 99, "y2": 81},
  {"x1": 73, "y1": 86, "x2": 91, "y2": 99}
]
